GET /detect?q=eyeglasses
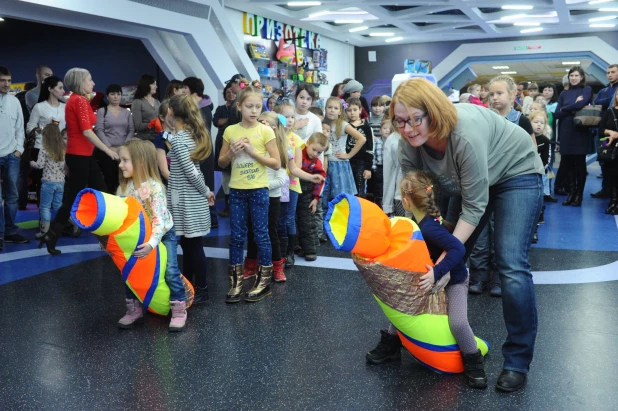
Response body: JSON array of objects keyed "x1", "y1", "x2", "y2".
[{"x1": 391, "y1": 113, "x2": 427, "y2": 129}]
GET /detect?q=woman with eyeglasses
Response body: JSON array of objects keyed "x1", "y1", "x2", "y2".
[
  {"x1": 382, "y1": 78, "x2": 543, "y2": 393},
  {"x1": 131, "y1": 74, "x2": 160, "y2": 141}
]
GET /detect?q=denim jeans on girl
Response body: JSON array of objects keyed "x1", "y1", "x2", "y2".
[
  {"x1": 278, "y1": 190, "x2": 298, "y2": 237},
  {"x1": 125, "y1": 226, "x2": 186, "y2": 301},
  {"x1": 229, "y1": 188, "x2": 271, "y2": 266},
  {"x1": 463, "y1": 173, "x2": 543, "y2": 374},
  {"x1": 39, "y1": 181, "x2": 64, "y2": 222}
]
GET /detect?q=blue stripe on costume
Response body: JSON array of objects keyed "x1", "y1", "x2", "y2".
[
  {"x1": 341, "y1": 194, "x2": 361, "y2": 252},
  {"x1": 122, "y1": 212, "x2": 146, "y2": 282},
  {"x1": 142, "y1": 246, "x2": 160, "y2": 310}
]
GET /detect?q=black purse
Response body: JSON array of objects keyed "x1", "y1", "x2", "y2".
[{"x1": 597, "y1": 109, "x2": 618, "y2": 162}]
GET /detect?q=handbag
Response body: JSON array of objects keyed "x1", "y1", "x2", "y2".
[
  {"x1": 574, "y1": 104, "x2": 602, "y2": 127},
  {"x1": 597, "y1": 109, "x2": 618, "y2": 162}
]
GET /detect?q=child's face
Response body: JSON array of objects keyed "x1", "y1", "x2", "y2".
[
  {"x1": 471, "y1": 86, "x2": 481, "y2": 97},
  {"x1": 529, "y1": 103, "x2": 543, "y2": 114},
  {"x1": 268, "y1": 96, "x2": 277, "y2": 112},
  {"x1": 489, "y1": 81, "x2": 513, "y2": 112},
  {"x1": 371, "y1": 104, "x2": 386, "y2": 117},
  {"x1": 306, "y1": 143, "x2": 326, "y2": 160},
  {"x1": 325, "y1": 101, "x2": 341, "y2": 121},
  {"x1": 346, "y1": 104, "x2": 361, "y2": 122},
  {"x1": 528, "y1": 89, "x2": 539, "y2": 98},
  {"x1": 322, "y1": 123, "x2": 331, "y2": 137},
  {"x1": 118, "y1": 147, "x2": 134, "y2": 179},
  {"x1": 531, "y1": 117, "x2": 546, "y2": 136},
  {"x1": 281, "y1": 106, "x2": 295, "y2": 131},
  {"x1": 480, "y1": 88, "x2": 489, "y2": 99},
  {"x1": 238, "y1": 93, "x2": 263, "y2": 122},
  {"x1": 380, "y1": 123, "x2": 392, "y2": 139},
  {"x1": 296, "y1": 90, "x2": 312, "y2": 113},
  {"x1": 350, "y1": 90, "x2": 361, "y2": 98},
  {"x1": 534, "y1": 96, "x2": 546, "y2": 105}
]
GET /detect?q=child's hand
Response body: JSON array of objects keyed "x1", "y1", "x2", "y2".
[
  {"x1": 229, "y1": 139, "x2": 246, "y2": 155},
  {"x1": 419, "y1": 264, "x2": 436, "y2": 292},
  {"x1": 363, "y1": 170, "x2": 372, "y2": 180},
  {"x1": 335, "y1": 151, "x2": 350, "y2": 160},
  {"x1": 431, "y1": 273, "x2": 451, "y2": 294},
  {"x1": 241, "y1": 140, "x2": 257, "y2": 156},
  {"x1": 309, "y1": 199, "x2": 318, "y2": 214},
  {"x1": 310, "y1": 174, "x2": 325, "y2": 184},
  {"x1": 207, "y1": 192, "x2": 215, "y2": 206},
  {"x1": 29, "y1": 161, "x2": 37, "y2": 168},
  {"x1": 295, "y1": 118, "x2": 309, "y2": 130},
  {"x1": 133, "y1": 243, "x2": 154, "y2": 259}
]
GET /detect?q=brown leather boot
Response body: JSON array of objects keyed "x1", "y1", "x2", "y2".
[
  {"x1": 225, "y1": 264, "x2": 244, "y2": 303},
  {"x1": 245, "y1": 265, "x2": 273, "y2": 302}
]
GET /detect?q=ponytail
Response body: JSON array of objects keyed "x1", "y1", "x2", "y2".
[{"x1": 168, "y1": 94, "x2": 212, "y2": 162}]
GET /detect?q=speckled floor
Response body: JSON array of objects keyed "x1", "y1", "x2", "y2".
[{"x1": 1, "y1": 167, "x2": 617, "y2": 410}]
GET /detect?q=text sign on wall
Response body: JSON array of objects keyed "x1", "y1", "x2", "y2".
[
  {"x1": 243, "y1": 12, "x2": 322, "y2": 49},
  {"x1": 514, "y1": 45, "x2": 542, "y2": 51}
]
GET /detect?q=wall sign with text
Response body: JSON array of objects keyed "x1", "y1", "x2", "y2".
[{"x1": 243, "y1": 12, "x2": 322, "y2": 50}]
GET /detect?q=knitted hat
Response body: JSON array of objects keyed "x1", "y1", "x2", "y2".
[{"x1": 342, "y1": 80, "x2": 363, "y2": 94}]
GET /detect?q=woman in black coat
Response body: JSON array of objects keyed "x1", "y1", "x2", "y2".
[
  {"x1": 598, "y1": 88, "x2": 618, "y2": 214},
  {"x1": 554, "y1": 66, "x2": 592, "y2": 206}
]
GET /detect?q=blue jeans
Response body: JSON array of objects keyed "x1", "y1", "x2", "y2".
[
  {"x1": 464, "y1": 173, "x2": 543, "y2": 373},
  {"x1": 39, "y1": 181, "x2": 64, "y2": 222},
  {"x1": 278, "y1": 190, "x2": 298, "y2": 236},
  {"x1": 125, "y1": 226, "x2": 186, "y2": 301},
  {"x1": 229, "y1": 188, "x2": 271, "y2": 265},
  {"x1": 0, "y1": 153, "x2": 20, "y2": 238}
]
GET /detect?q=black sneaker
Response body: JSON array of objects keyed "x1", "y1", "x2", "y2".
[
  {"x1": 543, "y1": 195, "x2": 557, "y2": 203},
  {"x1": 4, "y1": 233, "x2": 29, "y2": 244},
  {"x1": 468, "y1": 281, "x2": 485, "y2": 295},
  {"x1": 366, "y1": 330, "x2": 402, "y2": 364},
  {"x1": 0, "y1": 238, "x2": 4, "y2": 251}
]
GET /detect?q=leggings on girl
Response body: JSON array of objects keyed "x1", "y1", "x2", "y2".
[
  {"x1": 388, "y1": 278, "x2": 478, "y2": 355},
  {"x1": 229, "y1": 188, "x2": 271, "y2": 266},
  {"x1": 248, "y1": 196, "x2": 281, "y2": 261},
  {"x1": 179, "y1": 236, "x2": 208, "y2": 289}
]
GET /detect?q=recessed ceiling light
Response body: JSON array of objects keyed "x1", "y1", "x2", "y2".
[
  {"x1": 513, "y1": 22, "x2": 540, "y2": 26},
  {"x1": 492, "y1": 66, "x2": 510, "y2": 69},
  {"x1": 562, "y1": 61, "x2": 581, "y2": 65},
  {"x1": 288, "y1": 1, "x2": 321, "y2": 6},
  {"x1": 0, "y1": 17, "x2": 4, "y2": 22},
  {"x1": 349, "y1": 26, "x2": 368, "y2": 32},
  {"x1": 385, "y1": 37, "x2": 404, "y2": 43},
  {"x1": 520, "y1": 27, "x2": 544, "y2": 33},
  {"x1": 309, "y1": 10, "x2": 330, "y2": 18},
  {"x1": 501, "y1": 71, "x2": 518, "y2": 74},
  {"x1": 589, "y1": 15, "x2": 617, "y2": 21},
  {"x1": 500, "y1": 14, "x2": 527, "y2": 20},
  {"x1": 599, "y1": 8, "x2": 618, "y2": 12},
  {"x1": 590, "y1": 23, "x2": 616, "y2": 27},
  {"x1": 589, "y1": 0, "x2": 612, "y2": 4},
  {"x1": 369, "y1": 32, "x2": 395, "y2": 36},
  {"x1": 334, "y1": 19, "x2": 364, "y2": 24},
  {"x1": 502, "y1": 5, "x2": 534, "y2": 10}
]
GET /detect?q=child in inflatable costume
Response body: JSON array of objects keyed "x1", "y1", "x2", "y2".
[
  {"x1": 324, "y1": 170, "x2": 489, "y2": 388},
  {"x1": 71, "y1": 140, "x2": 194, "y2": 332}
]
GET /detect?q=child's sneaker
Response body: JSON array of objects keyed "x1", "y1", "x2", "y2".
[
  {"x1": 169, "y1": 300, "x2": 187, "y2": 332},
  {"x1": 304, "y1": 254, "x2": 317, "y2": 262},
  {"x1": 118, "y1": 299, "x2": 143, "y2": 329}
]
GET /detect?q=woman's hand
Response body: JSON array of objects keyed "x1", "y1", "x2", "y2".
[
  {"x1": 310, "y1": 174, "x2": 325, "y2": 184},
  {"x1": 363, "y1": 170, "x2": 372, "y2": 180},
  {"x1": 335, "y1": 151, "x2": 350, "y2": 160},
  {"x1": 419, "y1": 264, "x2": 436, "y2": 293},
  {"x1": 295, "y1": 118, "x2": 309, "y2": 130},
  {"x1": 207, "y1": 192, "x2": 215, "y2": 206},
  {"x1": 133, "y1": 243, "x2": 153, "y2": 258},
  {"x1": 575, "y1": 96, "x2": 584, "y2": 102},
  {"x1": 107, "y1": 148, "x2": 119, "y2": 161}
]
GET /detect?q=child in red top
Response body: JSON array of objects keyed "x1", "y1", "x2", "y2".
[{"x1": 467, "y1": 84, "x2": 489, "y2": 108}]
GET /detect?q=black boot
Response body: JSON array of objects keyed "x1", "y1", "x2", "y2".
[
  {"x1": 606, "y1": 187, "x2": 618, "y2": 214},
  {"x1": 462, "y1": 350, "x2": 487, "y2": 389},
  {"x1": 591, "y1": 188, "x2": 610, "y2": 198},
  {"x1": 538, "y1": 204, "x2": 545, "y2": 224},
  {"x1": 571, "y1": 175, "x2": 585, "y2": 207},
  {"x1": 192, "y1": 286, "x2": 209, "y2": 305},
  {"x1": 285, "y1": 234, "x2": 296, "y2": 268},
  {"x1": 38, "y1": 221, "x2": 63, "y2": 255},
  {"x1": 279, "y1": 236, "x2": 289, "y2": 266},
  {"x1": 562, "y1": 176, "x2": 576, "y2": 206},
  {"x1": 366, "y1": 329, "x2": 402, "y2": 364}
]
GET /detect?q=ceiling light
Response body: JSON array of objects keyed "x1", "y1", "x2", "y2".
[
  {"x1": 501, "y1": 71, "x2": 518, "y2": 74},
  {"x1": 502, "y1": 5, "x2": 534, "y2": 10},
  {"x1": 309, "y1": 10, "x2": 330, "y2": 18},
  {"x1": 562, "y1": 61, "x2": 581, "y2": 65},
  {"x1": 589, "y1": 15, "x2": 617, "y2": 21},
  {"x1": 385, "y1": 37, "x2": 404, "y2": 43},
  {"x1": 0, "y1": 17, "x2": 4, "y2": 22},
  {"x1": 500, "y1": 14, "x2": 527, "y2": 20},
  {"x1": 492, "y1": 66, "x2": 510, "y2": 69},
  {"x1": 520, "y1": 27, "x2": 544, "y2": 33},
  {"x1": 590, "y1": 23, "x2": 616, "y2": 27},
  {"x1": 513, "y1": 22, "x2": 540, "y2": 26},
  {"x1": 349, "y1": 26, "x2": 368, "y2": 32},
  {"x1": 369, "y1": 32, "x2": 395, "y2": 36},
  {"x1": 599, "y1": 8, "x2": 618, "y2": 12},
  {"x1": 589, "y1": 0, "x2": 612, "y2": 4},
  {"x1": 334, "y1": 19, "x2": 364, "y2": 24},
  {"x1": 288, "y1": 1, "x2": 321, "y2": 6}
]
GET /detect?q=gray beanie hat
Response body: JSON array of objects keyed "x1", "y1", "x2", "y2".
[{"x1": 342, "y1": 79, "x2": 363, "y2": 94}]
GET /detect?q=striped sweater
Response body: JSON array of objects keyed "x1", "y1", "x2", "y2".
[{"x1": 166, "y1": 130, "x2": 211, "y2": 238}]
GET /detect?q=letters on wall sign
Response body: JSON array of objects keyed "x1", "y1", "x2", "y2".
[{"x1": 243, "y1": 12, "x2": 322, "y2": 49}]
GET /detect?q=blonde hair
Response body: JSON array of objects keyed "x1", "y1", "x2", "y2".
[
  {"x1": 467, "y1": 84, "x2": 481, "y2": 93},
  {"x1": 64, "y1": 68, "x2": 90, "y2": 95},
  {"x1": 236, "y1": 78, "x2": 263, "y2": 106},
  {"x1": 307, "y1": 132, "x2": 329, "y2": 147},
  {"x1": 117, "y1": 139, "x2": 163, "y2": 195},
  {"x1": 400, "y1": 170, "x2": 454, "y2": 232},
  {"x1": 325, "y1": 96, "x2": 346, "y2": 138},
  {"x1": 258, "y1": 112, "x2": 288, "y2": 168},
  {"x1": 529, "y1": 101, "x2": 546, "y2": 113},
  {"x1": 528, "y1": 111, "x2": 547, "y2": 123},
  {"x1": 390, "y1": 78, "x2": 458, "y2": 141},
  {"x1": 158, "y1": 99, "x2": 170, "y2": 122},
  {"x1": 382, "y1": 95, "x2": 392, "y2": 106},
  {"x1": 489, "y1": 75, "x2": 517, "y2": 99},
  {"x1": 274, "y1": 99, "x2": 295, "y2": 115},
  {"x1": 528, "y1": 82, "x2": 539, "y2": 93},
  {"x1": 168, "y1": 94, "x2": 212, "y2": 162},
  {"x1": 42, "y1": 124, "x2": 65, "y2": 162}
]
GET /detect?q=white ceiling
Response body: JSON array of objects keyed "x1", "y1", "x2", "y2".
[
  {"x1": 227, "y1": 0, "x2": 618, "y2": 46},
  {"x1": 468, "y1": 59, "x2": 605, "y2": 85}
]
